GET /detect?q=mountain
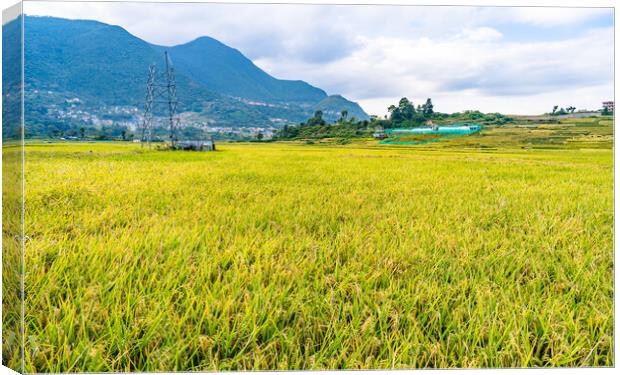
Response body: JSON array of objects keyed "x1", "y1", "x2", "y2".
[
  {"x1": 314, "y1": 95, "x2": 369, "y2": 122},
  {"x1": 24, "y1": 17, "x2": 207, "y2": 107},
  {"x1": 2, "y1": 15, "x2": 22, "y2": 139},
  {"x1": 159, "y1": 37, "x2": 327, "y2": 104},
  {"x1": 10, "y1": 15, "x2": 369, "y2": 136}
]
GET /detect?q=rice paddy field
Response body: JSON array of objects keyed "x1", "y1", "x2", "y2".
[{"x1": 10, "y1": 117, "x2": 614, "y2": 371}]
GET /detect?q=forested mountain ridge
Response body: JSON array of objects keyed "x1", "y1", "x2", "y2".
[{"x1": 9, "y1": 15, "x2": 368, "y2": 136}]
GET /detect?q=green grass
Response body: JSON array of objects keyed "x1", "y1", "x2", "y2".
[{"x1": 17, "y1": 117, "x2": 614, "y2": 371}]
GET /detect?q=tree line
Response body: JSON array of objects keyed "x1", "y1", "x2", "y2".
[
  {"x1": 275, "y1": 97, "x2": 511, "y2": 140},
  {"x1": 550, "y1": 105, "x2": 576, "y2": 116},
  {"x1": 549, "y1": 104, "x2": 614, "y2": 116}
]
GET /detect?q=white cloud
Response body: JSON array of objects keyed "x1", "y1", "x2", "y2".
[
  {"x1": 253, "y1": 25, "x2": 612, "y2": 115},
  {"x1": 508, "y1": 7, "x2": 611, "y2": 27},
  {"x1": 456, "y1": 27, "x2": 504, "y2": 42}
]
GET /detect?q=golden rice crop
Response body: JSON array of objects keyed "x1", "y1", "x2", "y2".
[{"x1": 15, "y1": 123, "x2": 614, "y2": 371}]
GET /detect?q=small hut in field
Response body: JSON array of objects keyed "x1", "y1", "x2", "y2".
[{"x1": 176, "y1": 139, "x2": 215, "y2": 151}]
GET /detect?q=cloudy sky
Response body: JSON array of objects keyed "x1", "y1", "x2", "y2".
[{"x1": 24, "y1": 1, "x2": 614, "y2": 116}]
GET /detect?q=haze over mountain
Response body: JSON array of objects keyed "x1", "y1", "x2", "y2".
[{"x1": 12, "y1": 16, "x2": 368, "y2": 136}]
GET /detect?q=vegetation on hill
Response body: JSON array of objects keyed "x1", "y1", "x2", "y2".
[
  {"x1": 275, "y1": 97, "x2": 513, "y2": 141},
  {"x1": 313, "y1": 95, "x2": 369, "y2": 122},
  {"x1": 275, "y1": 110, "x2": 372, "y2": 140},
  {"x1": 2, "y1": 15, "x2": 21, "y2": 140},
  {"x1": 547, "y1": 103, "x2": 612, "y2": 116},
  {"x1": 550, "y1": 105, "x2": 577, "y2": 115},
  {"x1": 160, "y1": 36, "x2": 327, "y2": 104}
]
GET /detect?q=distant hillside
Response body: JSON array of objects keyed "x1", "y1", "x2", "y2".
[
  {"x1": 10, "y1": 15, "x2": 369, "y2": 135},
  {"x1": 314, "y1": 95, "x2": 369, "y2": 121},
  {"x1": 22, "y1": 16, "x2": 266, "y2": 130},
  {"x1": 26, "y1": 17, "x2": 177, "y2": 105},
  {"x1": 160, "y1": 37, "x2": 327, "y2": 104},
  {"x1": 2, "y1": 15, "x2": 21, "y2": 139}
]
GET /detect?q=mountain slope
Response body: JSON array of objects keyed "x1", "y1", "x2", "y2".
[
  {"x1": 21, "y1": 16, "x2": 276, "y2": 131},
  {"x1": 24, "y1": 16, "x2": 217, "y2": 108},
  {"x1": 15, "y1": 15, "x2": 369, "y2": 133},
  {"x1": 314, "y1": 95, "x2": 369, "y2": 122},
  {"x1": 2, "y1": 15, "x2": 22, "y2": 139},
  {"x1": 159, "y1": 37, "x2": 327, "y2": 104}
]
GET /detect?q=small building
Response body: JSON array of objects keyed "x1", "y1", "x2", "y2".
[
  {"x1": 372, "y1": 132, "x2": 387, "y2": 140},
  {"x1": 176, "y1": 139, "x2": 215, "y2": 151},
  {"x1": 372, "y1": 127, "x2": 387, "y2": 140},
  {"x1": 602, "y1": 101, "x2": 614, "y2": 113}
]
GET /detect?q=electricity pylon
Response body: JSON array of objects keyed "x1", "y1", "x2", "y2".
[
  {"x1": 140, "y1": 64, "x2": 155, "y2": 149},
  {"x1": 140, "y1": 51, "x2": 180, "y2": 149},
  {"x1": 164, "y1": 52, "x2": 179, "y2": 147}
]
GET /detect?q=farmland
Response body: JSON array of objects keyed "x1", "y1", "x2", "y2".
[{"x1": 19, "y1": 117, "x2": 613, "y2": 371}]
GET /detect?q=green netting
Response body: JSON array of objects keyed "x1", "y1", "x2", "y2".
[{"x1": 379, "y1": 124, "x2": 481, "y2": 144}]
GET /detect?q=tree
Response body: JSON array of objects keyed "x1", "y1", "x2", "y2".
[
  {"x1": 552, "y1": 105, "x2": 558, "y2": 115},
  {"x1": 339, "y1": 110, "x2": 348, "y2": 124},
  {"x1": 121, "y1": 130, "x2": 127, "y2": 140},
  {"x1": 422, "y1": 98, "x2": 434, "y2": 117},
  {"x1": 306, "y1": 110, "x2": 326, "y2": 126},
  {"x1": 387, "y1": 105, "x2": 397, "y2": 113},
  {"x1": 398, "y1": 97, "x2": 415, "y2": 120},
  {"x1": 79, "y1": 127, "x2": 85, "y2": 139},
  {"x1": 389, "y1": 98, "x2": 415, "y2": 125},
  {"x1": 257, "y1": 131, "x2": 264, "y2": 141},
  {"x1": 387, "y1": 104, "x2": 401, "y2": 123}
]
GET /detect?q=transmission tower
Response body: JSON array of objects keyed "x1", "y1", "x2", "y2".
[
  {"x1": 140, "y1": 64, "x2": 155, "y2": 148},
  {"x1": 140, "y1": 51, "x2": 181, "y2": 148},
  {"x1": 164, "y1": 52, "x2": 180, "y2": 147}
]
